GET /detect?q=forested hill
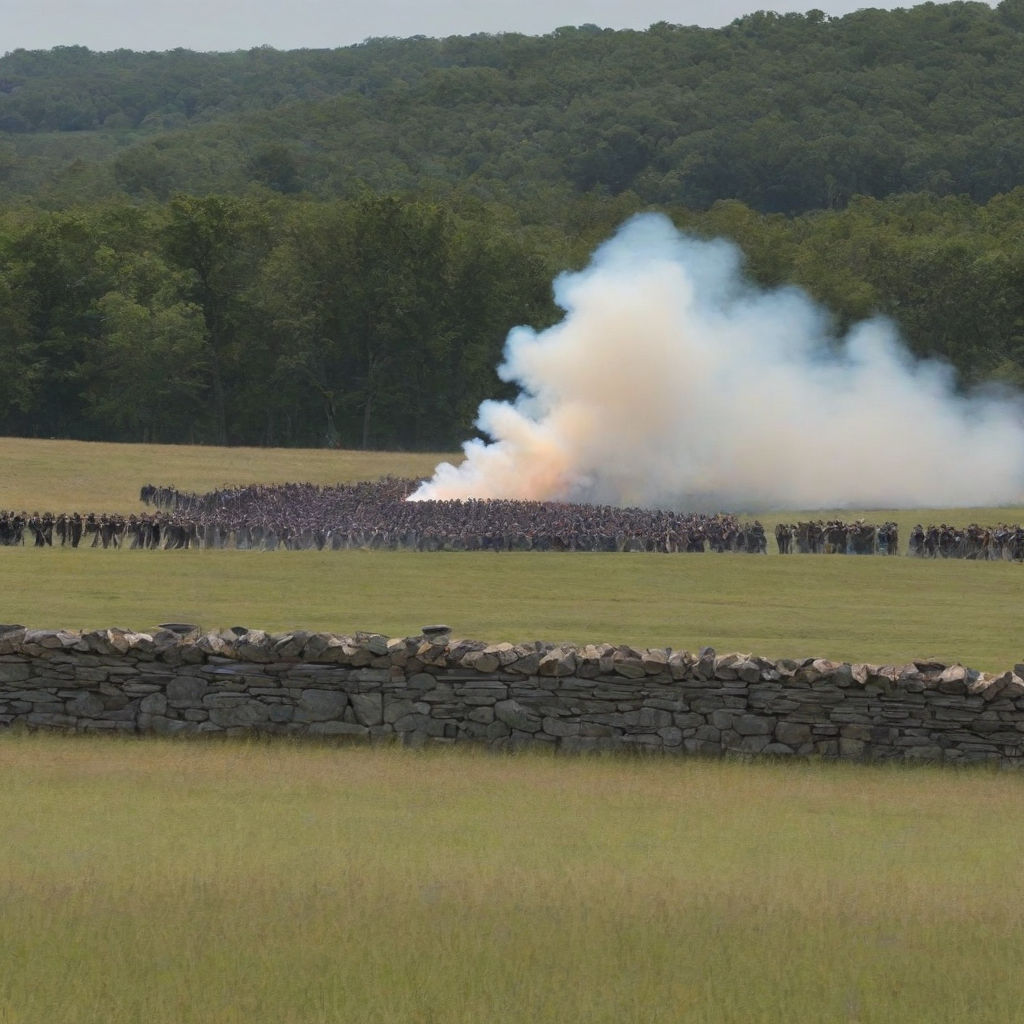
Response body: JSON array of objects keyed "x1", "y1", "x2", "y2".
[
  {"x1": 4, "y1": 0, "x2": 1024, "y2": 213},
  {"x1": 4, "y1": 2, "x2": 1024, "y2": 453}
]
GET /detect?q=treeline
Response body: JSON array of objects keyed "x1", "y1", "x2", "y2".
[
  {"x1": 3, "y1": 188, "x2": 1024, "y2": 449},
  {"x1": 3, "y1": 2, "x2": 1024, "y2": 213}
]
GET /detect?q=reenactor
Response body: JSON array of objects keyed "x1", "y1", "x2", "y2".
[{"x1": 775, "y1": 523, "x2": 793, "y2": 554}]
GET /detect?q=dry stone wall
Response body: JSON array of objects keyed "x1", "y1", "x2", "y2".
[{"x1": 3, "y1": 625, "x2": 1024, "y2": 765}]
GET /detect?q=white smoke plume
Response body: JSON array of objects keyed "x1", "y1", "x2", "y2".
[{"x1": 411, "y1": 212, "x2": 1024, "y2": 510}]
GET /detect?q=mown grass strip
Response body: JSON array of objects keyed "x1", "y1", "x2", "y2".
[{"x1": 2, "y1": 546, "x2": 1023, "y2": 671}]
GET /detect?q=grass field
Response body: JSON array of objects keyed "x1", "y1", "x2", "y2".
[
  {"x1": 5, "y1": 437, "x2": 1024, "y2": 1022},
  {"x1": 2, "y1": 547, "x2": 1024, "y2": 671},
  {"x1": 2, "y1": 735, "x2": 1024, "y2": 1024},
  {"x1": 3, "y1": 436, "x2": 1024, "y2": 670}
]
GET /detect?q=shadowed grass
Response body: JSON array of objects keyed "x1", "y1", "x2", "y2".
[
  {"x1": 2, "y1": 735, "x2": 1024, "y2": 1024},
  {"x1": 2, "y1": 546, "x2": 1024, "y2": 670}
]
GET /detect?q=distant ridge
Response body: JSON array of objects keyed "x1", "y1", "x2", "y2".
[{"x1": 2, "y1": 2, "x2": 1024, "y2": 211}]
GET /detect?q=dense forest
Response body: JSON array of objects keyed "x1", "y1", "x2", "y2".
[
  {"x1": 2, "y1": 1, "x2": 1024, "y2": 448},
  {"x1": 4, "y1": 1, "x2": 1024, "y2": 211}
]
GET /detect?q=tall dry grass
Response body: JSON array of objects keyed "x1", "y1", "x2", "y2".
[
  {"x1": 4, "y1": 443, "x2": 1024, "y2": 1023},
  {"x1": 1, "y1": 735, "x2": 1023, "y2": 1023}
]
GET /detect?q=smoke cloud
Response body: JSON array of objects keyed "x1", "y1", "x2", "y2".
[{"x1": 411, "y1": 213, "x2": 1024, "y2": 510}]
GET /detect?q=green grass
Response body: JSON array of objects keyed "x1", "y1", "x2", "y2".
[
  {"x1": 3, "y1": 436, "x2": 1024, "y2": 670},
  {"x1": 2, "y1": 546, "x2": 1024, "y2": 671},
  {"x1": 2, "y1": 735, "x2": 1023, "y2": 1024},
  {"x1": 5, "y1": 442, "x2": 1024, "y2": 1023}
]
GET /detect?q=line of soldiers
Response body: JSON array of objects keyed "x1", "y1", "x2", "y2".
[
  {"x1": 7, "y1": 481, "x2": 1024, "y2": 561},
  {"x1": 137, "y1": 480, "x2": 769, "y2": 554},
  {"x1": 0, "y1": 510, "x2": 208, "y2": 549},
  {"x1": 774, "y1": 520, "x2": 900, "y2": 556},
  {"x1": 1, "y1": 511, "x2": 120, "y2": 548},
  {"x1": 4, "y1": 497, "x2": 763, "y2": 555},
  {"x1": 908, "y1": 523, "x2": 1024, "y2": 561}
]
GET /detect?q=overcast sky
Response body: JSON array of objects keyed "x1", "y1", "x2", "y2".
[{"x1": 3, "y1": 1, "x2": 996, "y2": 53}]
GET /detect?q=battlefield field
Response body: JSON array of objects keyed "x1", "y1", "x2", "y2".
[{"x1": 4, "y1": 435, "x2": 1024, "y2": 1023}]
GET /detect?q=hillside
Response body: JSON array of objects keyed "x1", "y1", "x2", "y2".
[
  {"x1": 3, "y1": 3, "x2": 1024, "y2": 451},
  {"x1": 3, "y1": 2, "x2": 1024, "y2": 213}
]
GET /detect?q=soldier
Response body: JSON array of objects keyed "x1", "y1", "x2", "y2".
[
  {"x1": 751, "y1": 521, "x2": 767, "y2": 554},
  {"x1": 98, "y1": 515, "x2": 117, "y2": 548},
  {"x1": 775, "y1": 523, "x2": 792, "y2": 554},
  {"x1": 28, "y1": 513, "x2": 46, "y2": 547}
]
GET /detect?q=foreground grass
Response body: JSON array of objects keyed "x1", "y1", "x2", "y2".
[
  {"x1": 1, "y1": 735, "x2": 1023, "y2": 1024},
  {"x1": 2, "y1": 546, "x2": 1024, "y2": 671}
]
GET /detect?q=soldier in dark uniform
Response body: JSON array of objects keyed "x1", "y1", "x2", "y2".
[{"x1": 69, "y1": 512, "x2": 83, "y2": 548}]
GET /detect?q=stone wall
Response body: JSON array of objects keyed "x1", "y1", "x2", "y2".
[{"x1": 2, "y1": 625, "x2": 1024, "y2": 765}]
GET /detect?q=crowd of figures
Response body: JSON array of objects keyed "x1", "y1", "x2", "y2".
[
  {"x1": 774, "y1": 520, "x2": 900, "y2": 556},
  {"x1": 138, "y1": 479, "x2": 769, "y2": 553},
  {"x1": 0, "y1": 509, "x2": 214, "y2": 549},
  {"x1": 0, "y1": 480, "x2": 767, "y2": 553},
  {"x1": 907, "y1": 523, "x2": 1024, "y2": 560},
  {"x1": 0, "y1": 481, "x2": 1022, "y2": 561}
]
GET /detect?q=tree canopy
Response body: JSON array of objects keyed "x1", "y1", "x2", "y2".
[
  {"x1": 4, "y1": 3, "x2": 1024, "y2": 213},
  {"x1": 3, "y1": 3, "x2": 1024, "y2": 450}
]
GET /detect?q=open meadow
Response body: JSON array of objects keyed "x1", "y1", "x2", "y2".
[
  {"x1": 2, "y1": 436, "x2": 1024, "y2": 671},
  {"x1": 2, "y1": 736, "x2": 1024, "y2": 1024},
  {"x1": 4, "y1": 546, "x2": 1024, "y2": 671},
  {"x1": 4, "y1": 436, "x2": 1024, "y2": 1023}
]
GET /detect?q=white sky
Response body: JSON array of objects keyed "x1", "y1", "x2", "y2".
[{"x1": 2, "y1": 1, "x2": 995, "y2": 53}]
